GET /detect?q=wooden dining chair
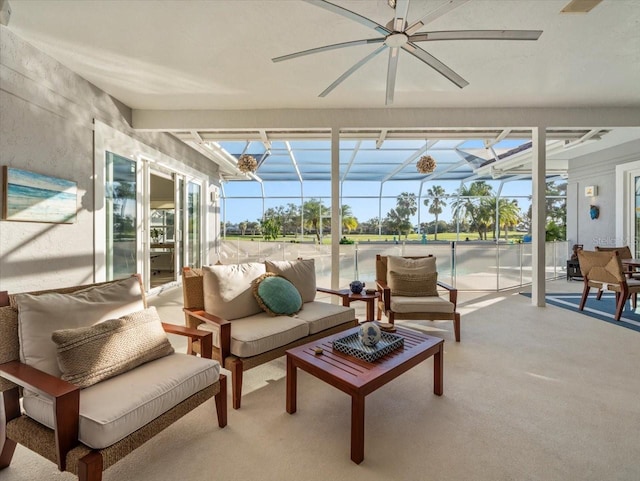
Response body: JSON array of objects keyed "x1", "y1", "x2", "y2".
[
  {"x1": 594, "y1": 246, "x2": 639, "y2": 299},
  {"x1": 578, "y1": 249, "x2": 640, "y2": 320}
]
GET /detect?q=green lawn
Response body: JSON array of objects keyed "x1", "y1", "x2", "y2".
[{"x1": 222, "y1": 232, "x2": 527, "y2": 244}]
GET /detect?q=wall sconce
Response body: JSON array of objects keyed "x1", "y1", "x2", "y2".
[
  {"x1": 584, "y1": 185, "x2": 598, "y2": 197},
  {"x1": 585, "y1": 185, "x2": 599, "y2": 219}
]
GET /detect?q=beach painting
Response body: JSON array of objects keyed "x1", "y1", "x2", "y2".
[{"x1": 2, "y1": 167, "x2": 77, "y2": 223}]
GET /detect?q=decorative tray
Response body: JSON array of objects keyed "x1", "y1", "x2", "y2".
[{"x1": 332, "y1": 332, "x2": 404, "y2": 362}]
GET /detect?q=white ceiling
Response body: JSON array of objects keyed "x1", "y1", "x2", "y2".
[{"x1": 6, "y1": 0, "x2": 640, "y2": 182}]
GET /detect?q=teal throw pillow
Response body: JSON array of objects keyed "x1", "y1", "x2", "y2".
[{"x1": 253, "y1": 273, "x2": 303, "y2": 316}]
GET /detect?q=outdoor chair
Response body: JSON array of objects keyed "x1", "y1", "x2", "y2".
[
  {"x1": 594, "y1": 246, "x2": 639, "y2": 298},
  {"x1": 0, "y1": 275, "x2": 227, "y2": 481},
  {"x1": 375, "y1": 254, "x2": 461, "y2": 341},
  {"x1": 578, "y1": 249, "x2": 640, "y2": 320}
]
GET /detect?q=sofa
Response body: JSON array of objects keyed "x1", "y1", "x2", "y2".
[
  {"x1": 182, "y1": 258, "x2": 358, "y2": 409},
  {"x1": 0, "y1": 275, "x2": 226, "y2": 481}
]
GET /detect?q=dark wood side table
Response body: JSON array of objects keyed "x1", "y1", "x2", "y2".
[{"x1": 337, "y1": 289, "x2": 380, "y2": 322}]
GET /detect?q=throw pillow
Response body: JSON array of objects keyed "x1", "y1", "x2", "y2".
[
  {"x1": 52, "y1": 307, "x2": 174, "y2": 388},
  {"x1": 253, "y1": 273, "x2": 303, "y2": 316},
  {"x1": 387, "y1": 256, "x2": 437, "y2": 276},
  {"x1": 203, "y1": 263, "x2": 265, "y2": 320},
  {"x1": 14, "y1": 276, "x2": 145, "y2": 377},
  {"x1": 388, "y1": 270, "x2": 439, "y2": 297},
  {"x1": 265, "y1": 259, "x2": 316, "y2": 303}
]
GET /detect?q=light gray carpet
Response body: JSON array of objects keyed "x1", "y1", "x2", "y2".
[{"x1": 3, "y1": 283, "x2": 639, "y2": 481}]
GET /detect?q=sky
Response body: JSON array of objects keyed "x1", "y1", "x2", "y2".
[
  {"x1": 221, "y1": 178, "x2": 536, "y2": 226},
  {"x1": 218, "y1": 138, "x2": 554, "y2": 227}
]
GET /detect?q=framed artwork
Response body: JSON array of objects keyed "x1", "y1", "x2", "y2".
[{"x1": 2, "y1": 166, "x2": 77, "y2": 223}]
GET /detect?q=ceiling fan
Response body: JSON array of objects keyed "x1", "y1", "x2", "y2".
[{"x1": 272, "y1": 0, "x2": 542, "y2": 105}]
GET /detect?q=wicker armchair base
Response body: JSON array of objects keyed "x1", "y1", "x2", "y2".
[{"x1": 6, "y1": 384, "x2": 217, "y2": 476}]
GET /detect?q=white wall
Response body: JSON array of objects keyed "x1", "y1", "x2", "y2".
[
  {"x1": 567, "y1": 139, "x2": 640, "y2": 250},
  {"x1": 0, "y1": 26, "x2": 219, "y2": 292}
]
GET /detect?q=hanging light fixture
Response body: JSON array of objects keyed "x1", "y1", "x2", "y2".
[
  {"x1": 417, "y1": 155, "x2": 437, "y2": 174},
  {"x1": 237, "y1": 154, "x2": 257, "y2": 173}
]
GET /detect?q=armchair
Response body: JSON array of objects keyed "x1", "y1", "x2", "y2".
[
  {"x1": 578, "y1": 249, "x2": 640, "y2": 320},
  {"x1": 182, "y1": 259, "x2": 358, "y2": 409},
  {"x1": 0, "y1": 276, "x2": 226, "y2": 481},
  {"x1": 375, "y1": 254, "x2": 461, "y2": 342}
]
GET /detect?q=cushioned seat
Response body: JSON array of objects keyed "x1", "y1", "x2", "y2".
[
  {"x1": 389, "y1": 296, "x2": 454, "y2": 314},
  {"x1": 23, "y1": 353, "x2": 220, "y2": 449},
  {"x1": 224, "y1": 313, "x2": 309, "y2": 358},
  {"x1": 295, "y1": 301, "x2": 356, "y2": 334}
]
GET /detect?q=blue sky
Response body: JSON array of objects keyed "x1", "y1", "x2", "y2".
[
  {"x1": 222, "y1": 178, "x2": 534, "y2": 226},
  {"x1": 219, "y1": 138, "x2": 540, "y2": 226}
]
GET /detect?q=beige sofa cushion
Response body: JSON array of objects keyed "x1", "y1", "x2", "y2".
[
  {"x1": 52, "y1": 307, "x2": 174, "y2": 388},
  {"x1": 295, "y1": 301, "x2": 355, "y2": 334},
  {"x1": 22, "y1": 353, "x2": 220, "y2": 449},
  {"x1": 225, "y1": 312, "x2": 309, "y2": 357},
  {"x1": 203, "y1": 263, "x2": 265, "y2": 320},
  {"x1": 390, "y1": 296, "x2": 454, "y2": 314},
  {"x1": 14, "y1": 276, "x2": 145, "y2": 377},
  {"x1": 265, "y1": 259, "x2": 316, "y2": 303}
]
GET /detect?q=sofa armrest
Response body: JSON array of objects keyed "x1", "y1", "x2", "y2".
[
  {"x1": 183, "y1": 308, "x2": 231, "y2": 361},
  {"x1": 437, "y1": 281, "x2": 458, "y2": 309},
  {"x1": 162, "y1": 323, "x2": 213, "y2": 359},
  {"x1": 0, "y1": 361, "x2": 79, "y2": 471}
]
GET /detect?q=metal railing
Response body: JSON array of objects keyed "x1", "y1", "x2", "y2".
[{"x1": 218, "y1": 239, "x2": 569, "y2": 291}]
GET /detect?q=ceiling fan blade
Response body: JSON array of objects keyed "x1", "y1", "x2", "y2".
[
  {"x1": 393, "y1": 0, "x2": 410, "y2": 32},
  {"x1": 303, "y1": 0, "x2": 390, "y2": 35},
  {"x1": 319, "y1": 45, "x2": 388, "y2": 98},
  {"x1": 272, "y1": 38, "x2": 385, "y2": 63},
  {"x1": 410, "y1": 30, "x2": 543, "y2": 42},
  {"x1": 402, "y1": 43, "x2": 469, "y2": 88},
  {"x1": 405, "y1": 0, "x2": 471, "y2": 36},
  {"x1": 386, "y1": 48, "x2": 400, "y2": 105}
]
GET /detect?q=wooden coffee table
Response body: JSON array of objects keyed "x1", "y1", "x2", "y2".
[{"x1": 286, "y1": 326, "x2": 444, "y2": 464}]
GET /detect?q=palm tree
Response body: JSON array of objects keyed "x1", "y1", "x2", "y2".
[
  {"x1": 451, "y1": 182, "x2": 493, "y2": 239},
  {"x1": 303, "y1": 199, "x2": 330, "y2": 242},
  {"x1": 423, "y1": 185, "x2": 447, "y2": 240},
  {"x1": 385, "y1": 192, "x2": 417, "y2": 238},
  {"x1": 341, "y1": 204, "x2": 358, "y2": 233},
  {"x1": 497, "y1": 199, "x2": 521, "y2": 240}
]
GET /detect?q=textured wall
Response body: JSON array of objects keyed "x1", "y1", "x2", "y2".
[
  {"x1": 566, "y1": 139, "x2": 640, "y2": 250},
  {"x1": 0, "y1": 26, "x2": 218, "y2": 293}
]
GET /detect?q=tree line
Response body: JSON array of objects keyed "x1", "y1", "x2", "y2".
[{"x1": 222, "y1": 181, "x2": 566, "y2": 241}]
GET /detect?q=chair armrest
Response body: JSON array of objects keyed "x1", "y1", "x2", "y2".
[
  {"x1": 316, "y1": 287, "x2": 350, "y2": 301},
  {"x1": 375, "y1": 280, "x2": 391, "y2": 311},
  {"x1": 162, "y1": 323, "x2": 213, "y2": 359},
  {"x1": 437, "y1": 281, "x2": 458, "y2": 309},
  {"x1": 183, "y1": 308, "x2": 231, "y2": 361},
  {"x1": 0, "y1": 361, "x2": 79, "y2": 471}
]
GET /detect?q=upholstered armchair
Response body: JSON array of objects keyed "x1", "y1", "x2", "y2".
[
  {"x1": 0, "y1": 276, "x2": 227, "y2": 481},
  {"x1": 375, "y1": 254, "x2": 461, "y2": 342}
]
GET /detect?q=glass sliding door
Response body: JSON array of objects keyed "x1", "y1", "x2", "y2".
[
  {"x1": 105, "y1": 152, "x2": 137, "y2": 280},
  {"x1": 175, "y1": 177, "x2": 185, "y2": 272},
  {"x1": 635, "y1": 175, "x2": 640, "y2": 258},
  {"x1": 187, "y1": 181, "x2": 202, "y2": 268}
]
